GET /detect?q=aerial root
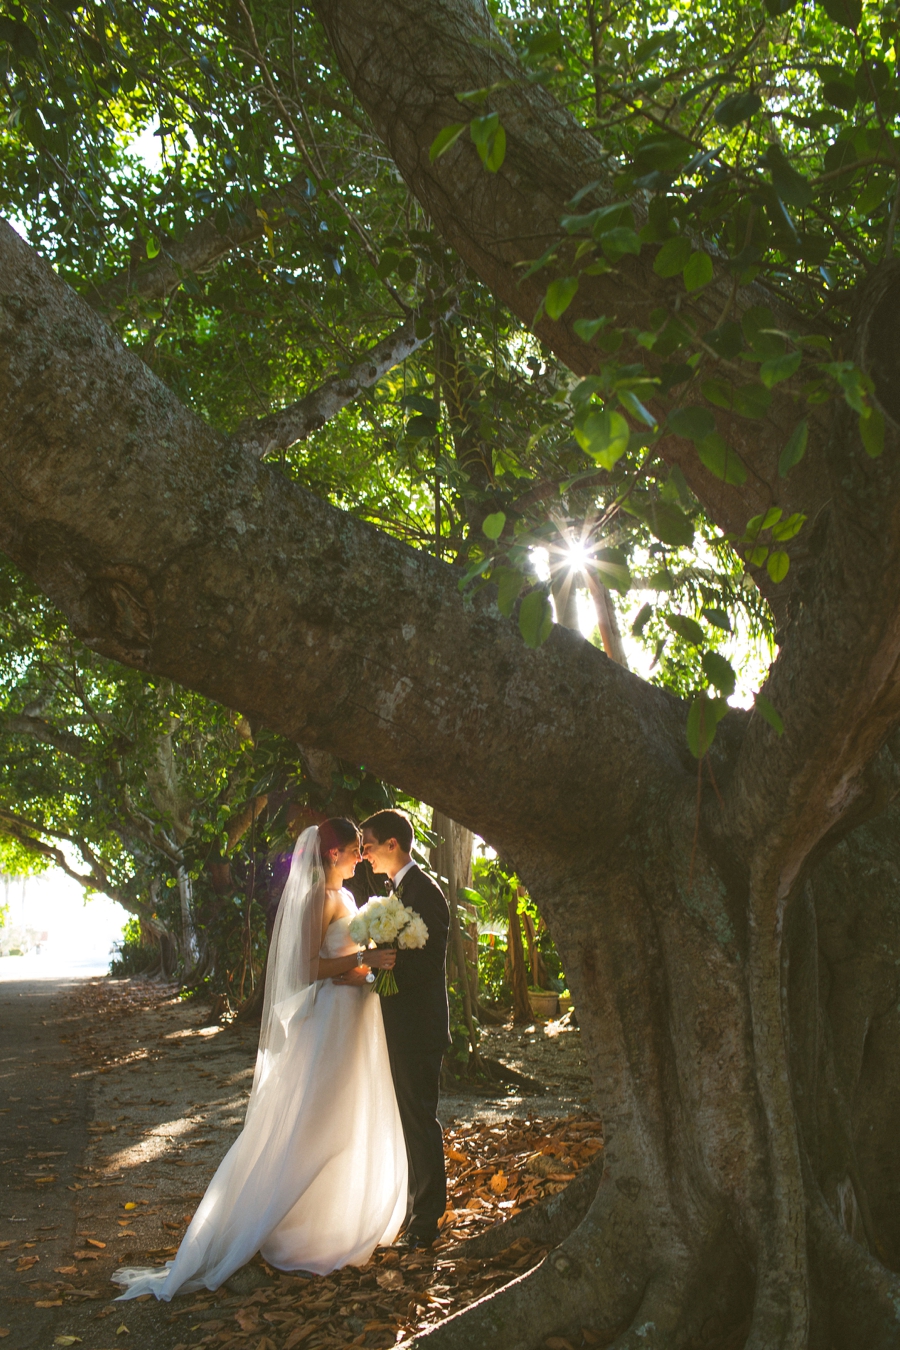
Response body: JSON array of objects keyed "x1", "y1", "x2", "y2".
[
  {"x1": 399, "y1": 1185, "x2": 654, "y2": 1350},
  {"x1": 808, "y1": 1192, "x2": 900, "y2": 1350}
]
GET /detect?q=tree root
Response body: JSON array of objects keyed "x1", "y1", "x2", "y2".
[
  {"x1": 399, "y1": 1184, "x2": 664, "y2": 1350},
  {"x1": 808, "y1": 1194, "x2": 900, "y2": 1350},
  {"x1": 450, "y1": 1155, "x2": 603, "y2": 1259}
]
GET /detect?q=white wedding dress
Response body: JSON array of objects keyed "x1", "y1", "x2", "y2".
[{"x1": 112, "y1": 886, "x2": 407, "y2": 1299}]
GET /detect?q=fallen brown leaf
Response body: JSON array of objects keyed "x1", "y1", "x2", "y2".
[
  {"x1": 86, "y1": 1239, "x2": 107, "y2": 1249},
  {"x1": 16, "y1": 1256, "x2": 39, "y2": 1271},
  {"x1": 282, "y1": 1325, "x2": 316, "y2": 1349}
]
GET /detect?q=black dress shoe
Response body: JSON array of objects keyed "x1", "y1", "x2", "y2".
[{"x1": 397, "y1": 1231, "x2": 435, "y2": 1253}]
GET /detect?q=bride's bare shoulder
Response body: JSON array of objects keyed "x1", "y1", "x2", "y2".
[{"x1": 323, "y1": 887, "x2": 353, "y2": 924}]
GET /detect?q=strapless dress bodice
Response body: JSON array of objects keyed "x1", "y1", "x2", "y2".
[{"x1": 319, "y1": 891, "x2": 360, "y2": 959}]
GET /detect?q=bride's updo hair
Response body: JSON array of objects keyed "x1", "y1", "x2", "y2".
[{"x1": 318, "y1": 817, "x2": 361, "y2": 858}]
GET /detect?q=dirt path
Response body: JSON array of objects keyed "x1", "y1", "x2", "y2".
[{"x1": 1, "y1": 977, "x2": 597, "y2": 1350}]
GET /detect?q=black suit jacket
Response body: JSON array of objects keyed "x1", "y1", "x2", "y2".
[{"x1": 379, "y1": 864, "x2": 451, "y2": 1053}]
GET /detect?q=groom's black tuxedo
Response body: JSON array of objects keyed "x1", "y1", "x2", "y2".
[
  {"x1": 380, "y1": 864, "x2": 451, "y2": 1051},
  {"x1": 380, "y1": 863, "x2": 450, "y2": 1243}
]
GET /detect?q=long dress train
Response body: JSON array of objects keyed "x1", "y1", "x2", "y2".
[{"x1": 111, "y1": 891, "x2": 407, "y2": 1299}]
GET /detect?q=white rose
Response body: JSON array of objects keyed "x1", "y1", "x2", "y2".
[
  {"x1": 348, "y1": 913, "x2": 369, "y2": 944},
  {"x1": 397, "y1": 914, "x2": 429, "y2": 950}
]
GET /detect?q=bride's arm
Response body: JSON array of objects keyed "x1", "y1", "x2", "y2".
[
  {"x1": 315, "y1": 947, "x2": 396, "y2": 979},
  {"x1": 310, "y1": 892, "x2": 396, "y2": 979}
]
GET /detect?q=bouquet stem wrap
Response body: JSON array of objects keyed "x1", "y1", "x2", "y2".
[{"x1": 348, "y1": 895, "x2": 429, "y2": 997}]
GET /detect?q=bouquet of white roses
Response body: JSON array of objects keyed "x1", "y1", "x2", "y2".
[{"x1": 348, "y1": 894, "x2": 429, "y2": 995}]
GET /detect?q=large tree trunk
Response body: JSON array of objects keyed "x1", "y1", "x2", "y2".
[{"x1": 4, "y1": 0, "x2": 900, "y2": 1342}]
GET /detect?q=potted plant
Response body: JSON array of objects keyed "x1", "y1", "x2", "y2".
[{"x1": 528, "y1": 987, "x2": 559, "y2": 1019}]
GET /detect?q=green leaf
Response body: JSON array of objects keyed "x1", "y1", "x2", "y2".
[
  {"x1": 146, "y1": 236, "x2": 160, "y2": 259},
  {"x1": 519, "y1": 590, "x2": 553, "y2": 648},
  {"x1": 572, "y1": 317, "x2": 608, "y2": 343},
  {"x1": 760, "y1": 350, "x2": 802, "y2": 388},
  {"x1": 742, "y1": 306, "x2": 781, "y2": 358},
  {"x1": 703, "y1": 321, "x2": 744, "y2": 360},
  {"x1": 618, "y1": 389, "x2": 657, "y2": 427},
  {"x1": 701, "y1": 378, "x2": 772, "y2": 419},
  {"x1": 763, "y1": 145, "x2": 813, "y2": 208},
  {"x1": 492, "y1": 566, "x2": 526, "y2": 617},
  {"x1": 767, "y1": 550, "x2": 790, "y2": 582},
  {"x1": 745, "y1": 507, "x2": 783, "y2": 537},
  {"x1": 631, "y1": 602, "x2": 653, "y2": 636},
  {"x1": 599, "y1": 226, "x2": 642, "y2": 261},
  {"x1": 746, "y1": 544, "x2": 769, "y2": 566},
  {"x1": 458, "y1": 556, "x2": 493, "y2": 590},
  {"x1": 633, "y1": 133, "x2": 693, "y2": 174},
  {"x1": 666, "y1": 613, "x2": 706, "y2": 646},
  {"x1": 405, "y1": 414, "x2": 438, "y2": 438},
  {"x1": 667, "y1": 406, "x2": 716, "y2": 443},
  {"x1": 481, "y1": 122, "x2": 506, "y2": 172},
  {"x1": 574, "y1": 408, "x2": 629, "y2": 468},
  {"x1": 402, "y1": 393, "x2": 439, "y2": 415},
  {"x1": 545, "y1": 277, "x2": 579, "y2": 320},
  {"x1": 482, "y1": 511, "x2": 506, "y2": 541},
  {"x1": 684, "y1": 250, "x2": 714, "y2": 292},
  {"x1": 819, "y1": 0, "x2": 862, "y2": 29},
  {"x1": 645, "y1": 501, "x2": 694, "y2": 548},
  {"x1": 429, "y1": 123, "x2": 466, "y2": 162},
  {"x1": 0, "y1": 17, "x2": 38, "y2": 58},
  {"x1": 524, "y1": 30, "x2": 563, "y2": 60},
  {"x1": 594, "y1": 547, "x2": 631, "y2": 594},
  {"x1": 697, "y1": 432, "x2": 747, "y2": 485},
  {"x1": 470, "y1": 114, "x2": 506, "y2": 172},
  {"x1": 469, "y1": 111, "x2": 499, "y2": 145},
  {"x1": 702, "y1": 606, "x2": 732, "y2": 632},
  {"x1": 714, "y1": 91, "x2": 762, "y2": 128},
  {"x1": 754, "y1": 692, "x2": 784, "y2": 736},
  {"x1": 860, "y1": 407, "x2": 885, "y2": 458},
  {"x1": 778, "y1": 420, "x2": 808, "y2": 477},
  {"x1": 686, "y1": 692, "x2": 728, "y2": 758},
  {"x1": 702, "y1": 650, "x2": 736, "y2": 697},
  {"x1": 653, "y1": 236, "x2": 691, "y2": 278},
  {"x1": 821, "y1": 79, "x2": 856, "y2": 110},
  {"x1": 770, "y1": 512, "x2": 806, "y2": 542}
]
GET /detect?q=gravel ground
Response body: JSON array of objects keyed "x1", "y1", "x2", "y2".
[{"x1": 0, "y1": 976, "x2": 594, "y2": 1350}]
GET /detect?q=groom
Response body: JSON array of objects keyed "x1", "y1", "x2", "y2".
[{"x1": 338, "y1": 808, "x2": 450, "y2": 1251}]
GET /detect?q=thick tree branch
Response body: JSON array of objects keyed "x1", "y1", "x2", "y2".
[
  {"x1": 312, "y1": 0, "x2": 832, "y2": 552},
  {"x1": 310, "y1": 0, "x2": 900, "y2": 892},
  {"x1": 235, "y1": 302, "x2": 456, "y2": 458},
  {"x1": 0, "y1": 711, "x2": 95, "y2": 761},
  {"x1": 0, "y1": 219, "x2": 687, "y2": 854},
  {"x1": 0, "y1": 804, "x2": 123, "y2": 903},
  {"x1": 85, "y1": 176, "x2": 312, "y2": 313}
]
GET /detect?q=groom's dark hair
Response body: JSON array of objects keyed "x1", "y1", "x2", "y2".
[{"x1": 360, "y1": 809, "x2": 414, "y2": 853}]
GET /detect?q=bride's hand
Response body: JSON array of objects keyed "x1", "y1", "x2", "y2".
[{"x1": 365, "y1": 948, "x2": 397, "y2": 970}]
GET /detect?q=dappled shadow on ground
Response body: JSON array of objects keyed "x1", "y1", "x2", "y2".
[{"x1": 1, "y1": 978, "x2": 751, "y2": 1349}]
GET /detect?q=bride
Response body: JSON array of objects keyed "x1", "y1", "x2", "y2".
[{"x1": 112, "y1": 818, "x2": 407, "y2": 1300}]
